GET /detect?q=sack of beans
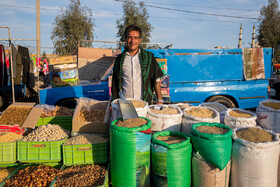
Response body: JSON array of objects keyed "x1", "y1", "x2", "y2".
[
  {"x1": 182, "y1": 106, "x2": 220, "y2": 135},
  {"x1": 146, "y1": 105, "x2": 182, "y2": 133},
  {"x1": 110, "y1": 117, "x2": 152, "y2": 187},
  {"x1": 231, "y1": 127, "x2": 280, "y2": 187},
  {"x1": 192, "y1": 152, "x2": 231, "y2": 187},
  {"x1": 151, "y1": 131, "x2": 192, "y2": 187},
  {"x1": 111, "y1": 98, "x2": 149, "y2": 122},
  {"x1": 256, "y1": 99, "x2": 280, "y2": 132},
  {"x1": 175, "y1": 103, "x2": 193, "y2": 112},
  {"x1": 224, "y1": 108, "x2": 257, "y2": 129},
  {"x1": 199, "y1": 102, "x2": 227, "y2": 124},
  {"x1": 190, "y1": 122, "x2": 232, "y2": 170}
]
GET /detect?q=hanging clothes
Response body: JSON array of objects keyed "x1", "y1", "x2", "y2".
[
  {"x1": 17, "y1": 46, "x2": 30, "y2": 84},
  {"x1": 15, "y1": 49, "x2": 22, "y2": 85},
  {"x1": 0, "y1": 45, "x2": 8, "y2": 87},
  {"x1": 11, "y1": 44, "x2": 17, "y2": 79}
]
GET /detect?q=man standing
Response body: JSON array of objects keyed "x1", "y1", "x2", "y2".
[{"x1": 111, "y1": 25, "x2": 164, "y2": 104}]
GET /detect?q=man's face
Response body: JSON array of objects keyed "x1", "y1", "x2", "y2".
[{"x1": 126, "y1": 30, "x2": 141, "y2": 53}]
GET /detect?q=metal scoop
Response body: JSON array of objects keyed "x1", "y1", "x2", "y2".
[{"x1": 118, "y1": 91, "x2": 138, "y2": 121}]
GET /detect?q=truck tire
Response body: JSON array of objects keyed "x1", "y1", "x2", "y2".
[
  {"x1": 55, "y1": 98, "x2": 78, "y2": 109},
  {"x1": 206, "y1": 96, "x2": 236, "y2": 108}
]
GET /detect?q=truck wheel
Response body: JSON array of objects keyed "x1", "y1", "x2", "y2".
[
  {"x1": 55, "y1": 98, "x2": 78, "y2": 109},
  {"x1": 206, "y1": 96, "x2": 236, "y2": 108}
]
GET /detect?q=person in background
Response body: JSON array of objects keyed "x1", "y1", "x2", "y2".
[{"x1": 111, "y1": 25, "x2": 164, "y2": 104}]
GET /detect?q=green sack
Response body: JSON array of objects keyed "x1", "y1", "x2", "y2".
[
  {"x1": 151, "y1": 131, "x2": 192, "y2": 187},
  {"x1": 110, "y1": 117, "x2": 152, "y2": 187},
  {"x1": 190, "y1": 122, "x2": 232, "y2": 170}
]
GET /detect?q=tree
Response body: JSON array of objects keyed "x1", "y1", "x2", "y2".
[
  {"x1": 116, "y1": 0, "x2": 152, "y2": 48},
  {"x1": 257, "y1": 0, "x2": 280, "y2": 63},
  {"x1": 51, "y1": 0, "x2": 95, "y2": 55}
]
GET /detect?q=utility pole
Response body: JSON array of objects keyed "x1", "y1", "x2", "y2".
[
  {"x1": 36, "y1": 0, "x2": 40, "y2": 58},
  {"x1": 238, "y1": 24, "x2": 242, "y2": 48}
]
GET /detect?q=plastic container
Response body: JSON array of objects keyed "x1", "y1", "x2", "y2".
[
  {"x1": 17, "y1": 138, "x2": 67, "y2": 163},
  {"x1": 62, "y1": 141, "x2": 108, "y2": 166},
  {"x1": 0, "y1": 141, "x2": 18, "y2": 165},
  {"x1": 36, "y1": 116, "x2": 72, "y2": 130}
]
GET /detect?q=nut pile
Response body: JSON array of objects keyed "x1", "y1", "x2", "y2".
[
  {"x1": 77, "y1": 110, "x2": 105, "y2": 122},
  {"x1": 116, "y1": 118, "x2": 147, "y2": 128},
  {"x1": 0, "y1": 168, "x2": 16, "y2": 183},
  {"x1": 156, "y1": 135, "x2": 185, "y2": 144},
  {"x1": 196, "y1": 126, "x2": 229, "y2": 134},
  {"x1": 64, "y1": 134, "x2": 108, "y2": 145},
  {"x1": 41, "y1": 106, "x2": 74, "y2": 117},
  {"x1": 55, "y1": 164, "x2": 107, "y2": 187},
  {"x1": 0, "y1": 107, "x2": 32, "y2": 126},
  {"x1": 150, "y1": 107, "x2": 179, "y2": 115},
  {"x1": 185, "y1": 107, "x2": 216, "y2": 118},
  {"x1": 22, "y1": 124, "x2": 69, "y2": 142},
  {"x1": 4, "y1": 165, "x2": 61, "y2": 187},
  {"x1": 229, "y1": 110, "x2": 253, "y2": 118},
  {"x1": 263, "y1": 102, "x2": 280, "y2": 110},
  {"x1": 0, "y1": 133, "x2": 22, "y2": 143}
]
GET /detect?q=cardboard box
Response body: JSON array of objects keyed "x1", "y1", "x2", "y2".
[
  {"x1": 49, "y1": 55, "x2": 77, "y2": 65},
  {"x1": 72, "y1": 99, "x2": 110, "y2": 134},
  {"x1": 156, "y1": 58, "x2": 167, "y2": 75},
  {"x1": 0, "y1": 102, "x2": 43, "y2": 134}
]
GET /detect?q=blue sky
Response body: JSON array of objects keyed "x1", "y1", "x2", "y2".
[{"x1": 0, "y1": 0, "x2": 269, "y2": 54}]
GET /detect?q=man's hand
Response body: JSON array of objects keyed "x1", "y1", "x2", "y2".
[{"x1": 156, "y1": 100, "x2": 163, "y2": 105}]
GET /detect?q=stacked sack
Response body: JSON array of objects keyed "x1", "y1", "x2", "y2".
[
  {"x1": 199, "y1": 102, "x2": 227, "y2": 124},
  {"x1": 190, "y1": 122, "x2": 232, "y2": 187},
  {"x1": 182, "y1": 106, "x2": 220, "y2": 135},
  {"x1": 224, "y1": 108, "x2": 257, "y2": 129}
]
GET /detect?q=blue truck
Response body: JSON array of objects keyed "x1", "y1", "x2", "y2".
[{"x1": 39, "y1": 47, "x2": 274, "y2": 109}]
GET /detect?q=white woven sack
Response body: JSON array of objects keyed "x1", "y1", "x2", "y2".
[
  {"x1": 256, "y1": 99, "x2": 280, "y2": 133},
  {"x1": 224, "y1": 108, "x2": 257, "y2": 129},
  {"x1": 192, "y1": 152, "x2": 231, "y2": 187},
  {"x1": 110, "y1": 98, "x2": 149, "y2": 122},
  {"x1": 199, "y1": 102, "x2": 227, "y2": 124},
  {"x1": 181, "y1": 106, "x2": 220, "y2": 135},
  {"x1": 146, "y1": 104, "x2": 182, "y2": 132},
  {"x1": 175, "y1": 102, "x2": 193, "y2": 112},
  {"x1": 231, "y1": 127, "x2": 280, "y2": 187}
]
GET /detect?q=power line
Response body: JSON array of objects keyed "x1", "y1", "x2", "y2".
[{"x1": 114, "y1": 0, "x2": 258, "y2": 20}]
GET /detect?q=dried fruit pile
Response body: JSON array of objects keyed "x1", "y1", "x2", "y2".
[
  {"x1": 22, "y1": 124, "x2": 69, "y2": 142},
  {"x1": 196, "y1": 126, "x2": 229, "y2": 134},
  {"x1": 156, "y1": 135, "x2": 185, "y2": 144},
  {"x1": 64, "y1": 134, "x2": 108, "y2": 145},
  {"x1": 41, "y1": 106, "x2": 74, "y2": 117},
  {"x1": 0, "y1": 168, "x2": 16, "y2": 183},
  {"x1": 0, "y1": 107, "x2": 32, "y2": 126},
  {"x1": 0, "y1": 133, "x2": 22, "y2": 143},
  {"x1": 77, "y1": 110, "x2": 105, "y2": 122},
  {"x1": 4, "y1": 165, "x2": 61, "y2": 187},
  {"x1": 185, "y1": 107, "x2": 216, "y2": 118},
  {"x1": 55, "y1": 164, "x2": 107, "y2": 187},
  {"x1": 116, "y1": 118, "x2": 147, "y2": 128}
]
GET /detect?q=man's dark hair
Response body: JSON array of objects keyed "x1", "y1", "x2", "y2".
[{"x1": 124, "y1": 25, "x2": 142, "y2": 39}]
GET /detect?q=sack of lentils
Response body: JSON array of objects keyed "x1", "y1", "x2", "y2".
[
  {"x1": 256, "y1": 99, "x2": 280, "y2": 132},
  {"x1": 190, "y1": 122, "x2": 232, "y2": 170},
  {"x1": 182, "y1": 106, "x2": 220, "y2": 135},
  {"x1": 111, "y1": 98, "x2": 149, "y2": 122},
  {"x1": 110, "y1": 117, "x2": 151, "y2": 187},
  {"x1": 224, "y1": 108, "x2": 257, "y2": 129},
  {"x1": 199, "y1": 102, "x2": 227, "y2": 124},
  {"x1": 231, "y1": 127, "x2": 280, "y2": 187},
  {"x1": 146, "y1": 105, "x2": 182, "y2": 133},
  {"x1": 151, "y1": 131, "x2": 192, "y2": 187},
  {"x1": 192, "y1": 152, "x2": 231, "y2": 187}
]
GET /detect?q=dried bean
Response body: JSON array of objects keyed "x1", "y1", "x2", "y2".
[
  {"x1": 4, "y1": 165, "x2": 61, "y2": 187},
  {"x1": 77, "y1": 110, "x2": 105, "y2": 122},
  {"x1": 55, "y1": 164, "x2": 107, "y2": 187},
  {"x1": 0, "y1": 133, "x2": 22, "y2": 143},
  {"x1": 22, "y1": 124, "x2": 69, "y2": 142}
]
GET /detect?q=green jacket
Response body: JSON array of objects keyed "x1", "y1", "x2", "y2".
[{"x1": 111, "y1": 48, "x2": 164, "y2": 104}]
